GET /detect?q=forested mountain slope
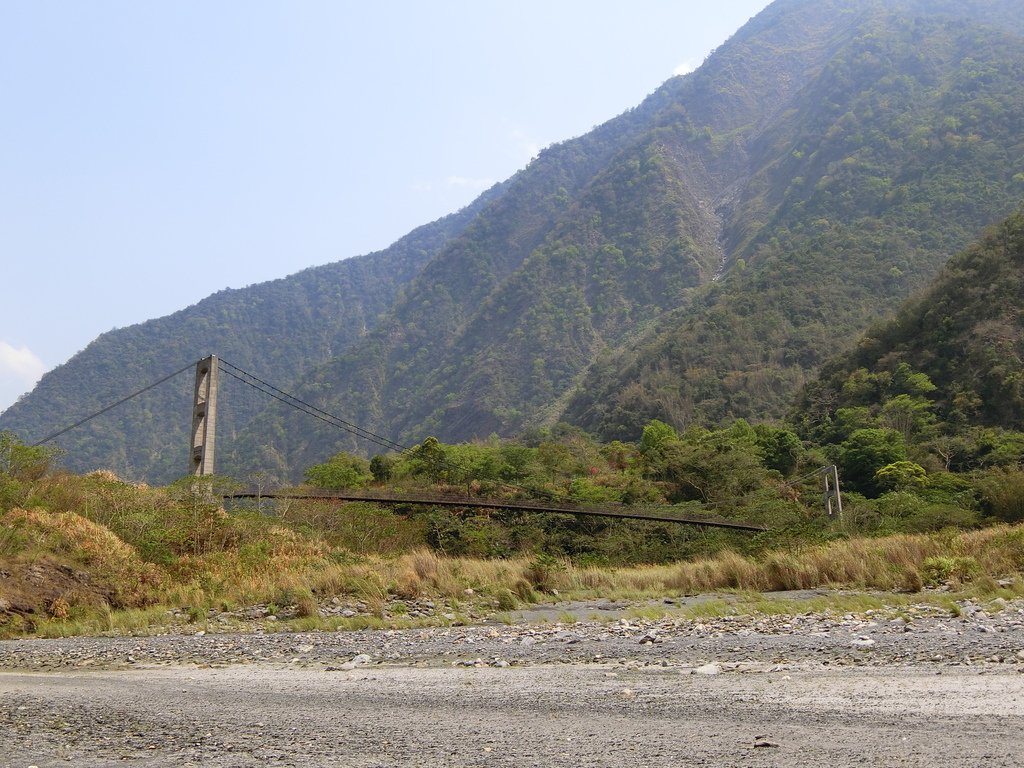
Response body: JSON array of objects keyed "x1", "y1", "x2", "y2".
[
  {"x1": 229, "y1": 0, "x2": 1024, "y2": 479},
  {"x1": 0, "y1": 195, "x2": 498, "y2": 482},
  {"x1": 223, "y1": 0, "x2": 877, "y2": 477},
  {"x1": 562, "y1": 0, "x2": 1024, "y2": 439},
  {"x1": 793, "y1": 206, "x2": 1024, "y2": 444}
]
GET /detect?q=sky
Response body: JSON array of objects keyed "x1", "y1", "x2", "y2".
[{"x1": 0, "y1": 0, "x2": 771, "y2": 413}]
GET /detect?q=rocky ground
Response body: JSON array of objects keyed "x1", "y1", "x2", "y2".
[{"x1": 1, "y1": 594, "x2": 1023, "y2": 766}]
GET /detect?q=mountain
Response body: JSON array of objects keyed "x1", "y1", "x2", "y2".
[
  {"x1": 562, "y1": 0, "x2": 1024, "y2": 438},
  {"x1": 793, "y1": 205, "x2": 1024, "y2": 443},
  {"x1": 0, "y1": 194, "x2": 499, "y2": 482},
  {"x1": 227, "y1": 0, "x2": 1024, "y2": 478},
  {"x1": 6, "y1": 0, "x2": 1024, "y2": 483}
]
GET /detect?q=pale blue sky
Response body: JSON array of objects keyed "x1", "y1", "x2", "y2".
[{"x1": 0, "y1": 1, "x2": 770, "y2": 412}]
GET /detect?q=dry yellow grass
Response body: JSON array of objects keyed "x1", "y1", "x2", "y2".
[
  {"x1": 2, "y1": 507, "x2": 164, "y2": 607},
  {"x1": 4, "y1": 503, "x2": 1023, "y2": 639}
]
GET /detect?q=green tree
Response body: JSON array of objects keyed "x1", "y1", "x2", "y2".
[
  {"x1": 837, "y1": 428, "x2": 908, "y2": 496},
  {"x1": 753, "y1": 424, "x2": 803, "y2": 476},
  {"x1": 973, "y1": 467, "x2": 1024, "y2": 523},
  {"x1": 0, "y1": 431, "x2": 60, "y2": 481},
  {"x1": 369, "y1": 454, "x2": 395, "y2": 483},
  {"x1": 304, "y1": 452, "x2": 373, "y2": 489},
  {"x1": 879, "y1": 394, "x2": 935, "y2": 443},
  {"x1": 537, "y1": 441, "x2": 574, "y2": 483},
  {"x1": 661, "y1": 423, "x2": 766, "y2": 503},
  {"x1": 638, "y1": 420, "x2": 678, "y2": 476},
  {"x1": 408, "y1": 437, "x2": 448, "y2": 483},
  {"x1": 873, "y1": 460, "x2": 927, "y2": 493}
]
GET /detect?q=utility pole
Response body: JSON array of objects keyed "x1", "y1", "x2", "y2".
[
  {"x1": 190, "y1": 355, "x2": 219, "y2": 476},
  {"x1": 821, "y1": 464, "x2": 843, "y2": 520}
]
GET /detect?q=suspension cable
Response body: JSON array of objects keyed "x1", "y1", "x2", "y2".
[
  {"x1": 31, "y1": 362, "x2": 195, "y2": 446},
  {"x1": 218, "y1": 358, "x2": 564, "y2": 501},
  {"x1": 218, "y1": 366, "x2": 407, "y2": 454}
]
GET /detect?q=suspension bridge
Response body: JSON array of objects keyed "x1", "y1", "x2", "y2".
[{"x1": 29, "y1": 355, "x2": 844, "y2": 532}]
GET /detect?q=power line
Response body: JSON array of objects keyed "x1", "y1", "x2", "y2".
[{"x1": 32, "y1": 362, "x2": 195, "y2": 447}]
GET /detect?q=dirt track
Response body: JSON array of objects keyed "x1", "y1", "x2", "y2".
[{"x1": 2, "y1": 598, "x2": 1023, "y2": 766}]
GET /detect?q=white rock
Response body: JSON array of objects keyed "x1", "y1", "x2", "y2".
[
  {"x1": 696, "y1": 663, "x2": 722, "y2": 675},
  {"x1": 851, "y1": 636, "x2": 875, "y2": 649}
]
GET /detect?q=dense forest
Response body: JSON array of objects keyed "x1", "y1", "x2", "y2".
[
  {"x1": 564, "y1": 9, "x2": 1024, "y2": 437},
  {"x1": 793, "y1": 206, "x2": 1024, "y2": 477},
  {"x1": 3, "y1": 0, "x2": 1024, "y2": 486}
]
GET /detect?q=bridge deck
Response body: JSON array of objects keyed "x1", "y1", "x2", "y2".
[{"x1": 226, "y1": 490, "x2": 768, "y2": 532}]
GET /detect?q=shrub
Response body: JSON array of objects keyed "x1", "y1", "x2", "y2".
[
  {"x1": 973, "y1": 467, "x2": 1024, "y2": 523},
  {"x1": 921, "y1": 556, "x2": 981, "y2": 586},
  {"x1": 524, "y1": 553, "x2": 565, "y2": 593}
]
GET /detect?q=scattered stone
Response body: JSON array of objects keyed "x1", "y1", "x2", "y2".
[{"x1": 695, "y1": 663, "x2": 722, "y2": 675}]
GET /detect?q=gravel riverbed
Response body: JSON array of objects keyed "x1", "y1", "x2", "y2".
[{"x1": 2, "y1": 595, "x2": 1023, "y2": 766}]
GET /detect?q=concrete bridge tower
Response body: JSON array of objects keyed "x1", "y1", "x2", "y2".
[{"x1": 190, "y1": 355, "x2": 219, "y2": 476}]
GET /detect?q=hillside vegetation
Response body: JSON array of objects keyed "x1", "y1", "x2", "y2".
[
  {"x1": 792, "y1": 207, "x2": 1024, "y2": 486},
  {"x1": 565, "y1": 7, "x2": 1024, "y2": 438},
  {"x1": 3, "y1": 404, "x2": 1023, "y2": 637},
  {"x1": 6, "y1": 201, "x2": 1024, "y2": 635}
]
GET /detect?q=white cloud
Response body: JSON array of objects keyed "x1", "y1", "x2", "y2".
[
  {"x1": 0, "y1": 341, "x2": 47, "y2": 412},
  {"x1": 446, "y1": 175, "x2": 495, "y2": 190},
  {"x1": 673, "y1": 60, "x2": 697, "y2": 76}
]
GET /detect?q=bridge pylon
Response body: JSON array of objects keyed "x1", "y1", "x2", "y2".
[{"x1": 190, "y1": 355, "x2": 219, "y2": 476}]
